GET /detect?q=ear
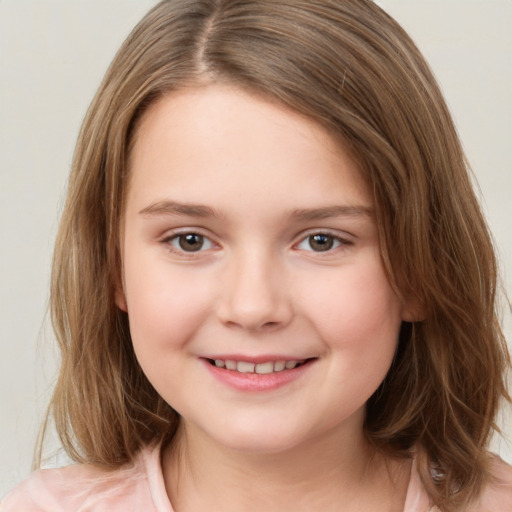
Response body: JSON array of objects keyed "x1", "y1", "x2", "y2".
[
  {"x1": 401, "y1": 294, "x2": 425, "y2": 323},
  {"x1": 115, "y1": 279, "x2": 128, "y2": 312}
]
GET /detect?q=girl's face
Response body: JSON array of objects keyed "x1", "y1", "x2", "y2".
[{"x1": 119, "y1": 85, "x2": 413, "y2": 454}]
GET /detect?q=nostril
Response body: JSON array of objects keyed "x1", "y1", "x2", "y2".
[{"x1": 216, "y1": 270, "x2": 293, "y2": 329}]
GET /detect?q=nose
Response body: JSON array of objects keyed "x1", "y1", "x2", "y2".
[{"x1": 216, "y1": 249, "x2": 293, "y2": 332}]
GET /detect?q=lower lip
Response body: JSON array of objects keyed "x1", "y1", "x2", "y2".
[{"x1": 203, "y1": 359, "x2": 314, "y2": 392}]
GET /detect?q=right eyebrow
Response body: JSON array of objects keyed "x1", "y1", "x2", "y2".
[
  {"x1": 289, "y1": 205, "x2": 374, "y2": 222},
  {"x1": 138, "y1": 200, "x2": 220, "y2": 218}
]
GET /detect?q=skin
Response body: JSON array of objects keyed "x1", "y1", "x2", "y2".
[{"x1": 118, "y1": 84, "x2": 415, "y2": 511}]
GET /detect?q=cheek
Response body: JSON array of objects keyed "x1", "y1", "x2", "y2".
[
  {"x1": 302, "y1": 261, "x2": 403, "y2": 355},
  {"x1": 306, "y1": 265, "x2": 403, "y2": 416},
  {"x1": 123, "y1": 258, "x2": 215, "y2": 355}
]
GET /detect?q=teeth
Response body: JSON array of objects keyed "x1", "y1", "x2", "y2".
[
  {"x1": 225, "y1": 360, "x2": 237, "y2": 370},
  {"x1": 211, "y1": 359, "x2": 305, "y2": 374},
  {"x1": 274, "y1": 360, "x2": 286, "y2": 372},
  {"x1": 255, "y1": 362, "x2": 274, "y2": 374},
  {"x1": 237, "y1": 361, "x2": 255, "y2": 373}
]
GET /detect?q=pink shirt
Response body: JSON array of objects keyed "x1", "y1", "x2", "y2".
[{"x1": 2, "y1": 443, "x2": 512, "y2": 511}]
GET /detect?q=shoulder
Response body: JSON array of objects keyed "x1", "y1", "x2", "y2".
[
  {"x1": 0, "y1": 445, "x2": 162, "y2": 512},
  {"x1": 473, "y1": 455, "x2": 512, "y2": 512},
  {"x1": 404, "y1": 451, "x2": 512, "y2": 512}
]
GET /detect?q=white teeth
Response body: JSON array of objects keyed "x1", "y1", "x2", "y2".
[
  {"x1": 225, "y1": 360, "x2": 237, "y2": 370},
  {"x1": 274, "y1": 361, "x2": 286, "y2": 372},
  {"x1": 237, "y1": 361, "x2": 255, "y2": 373},
  {"x1": 255, "y1": 362, "x2": 274, "y2": 374},
  {"x1": 211, "y1": 359, "x2": 306, "y2": 373}
]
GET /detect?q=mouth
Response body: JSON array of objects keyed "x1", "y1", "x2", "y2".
[{"x1": 205, "y1": 358, "x2": 314, "y2": 374}]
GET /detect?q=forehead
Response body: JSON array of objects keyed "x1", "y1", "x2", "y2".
[{"x1": 126, "y1": 84, "x2": 371, "y2": 215}]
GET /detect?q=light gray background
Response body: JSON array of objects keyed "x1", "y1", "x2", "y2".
[{"x1": 1, "y1": 0, "x2": 511, "y2": 496}]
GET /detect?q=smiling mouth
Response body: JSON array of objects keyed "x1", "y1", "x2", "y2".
[{"x1": 205, "y1": 358, "x2": 313, "y2": 374}]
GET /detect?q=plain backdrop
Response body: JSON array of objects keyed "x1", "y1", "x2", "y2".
[{"x1": 1, "y1": 0, "x2": 511, "y2": 496}]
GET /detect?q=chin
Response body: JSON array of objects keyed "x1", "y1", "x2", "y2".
[{"x1": 204, "y1": 420, "x2": 313, "y2": 455}]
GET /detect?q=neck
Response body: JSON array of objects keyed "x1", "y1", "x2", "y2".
[{"x1": 162, "y1": 422, "x2": 410, "y2": 512}]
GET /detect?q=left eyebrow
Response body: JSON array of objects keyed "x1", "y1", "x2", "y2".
[
  {"x1": 138, "y1": 200, "x2": 220, "y2": 218},
  {"x1": 289, "y1": 205, "x2": 374, "y2": 222}
]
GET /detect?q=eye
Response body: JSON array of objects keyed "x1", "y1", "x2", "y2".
[
  {"x1": 168, "y1": 232, "x2": 215, "y2": 253},
  {"x1": 296, "y1": 233, "x2": 345, "y2": 252}
]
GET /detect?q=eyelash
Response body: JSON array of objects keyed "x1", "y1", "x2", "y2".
[
  {"x1": 161, "y1": 230, "x2": 352, "y2": 256},
  {"x1": 295, "y1": 232, "x2": 351, "y2": 253},
  {"x1": 162, "y1": 231, "x2": 216, "y2": 255}
]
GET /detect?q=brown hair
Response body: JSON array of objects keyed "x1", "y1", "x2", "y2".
[{"x1": 43, "y1": 1, "x2": 510, "y2": 509}]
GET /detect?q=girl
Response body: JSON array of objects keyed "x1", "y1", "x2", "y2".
[{"x1": 2, "y1": 1, "x2": 511, "y2": 510}]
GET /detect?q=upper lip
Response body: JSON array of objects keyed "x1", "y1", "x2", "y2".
[{"x1": 202, "y1": 354, "x2": 315, "y2": 363}]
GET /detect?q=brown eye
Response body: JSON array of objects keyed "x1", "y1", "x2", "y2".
[
  {"x1": 175, "y1": 233, "x2": 207, "y2": 252},
  {"x1": 308, "y1": 234, "x2": 334, "y2": 252},
  {"x1": 297, "y1": 233, "x2": 345, "y2": 253}
]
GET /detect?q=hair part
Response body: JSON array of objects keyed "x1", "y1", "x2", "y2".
[{"x1": 44, "y1": 1, "x2": 510, "y2": 510}]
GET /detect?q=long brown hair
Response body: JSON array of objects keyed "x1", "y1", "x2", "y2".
[{"x1": 43, "y1": 1, "x2": 510, "y2": 509}]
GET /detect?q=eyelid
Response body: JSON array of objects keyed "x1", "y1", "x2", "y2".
[
  {"x1": 160, "y1": 228, "x2": 220, "y2": 256},
  {"x1": 293, "y1": 229, "x2": 354, "y2": 252}
]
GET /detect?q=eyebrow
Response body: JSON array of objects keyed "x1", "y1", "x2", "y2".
[
  {"x1": 139, "y1": 200, "x2": 374, "y2": 221},
  {"x1": 289, "y1": 205, "x2": 374, "y2": 222},
  {"x1": 139, "y1": 200, "x2": 220, "y2": 218}
]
